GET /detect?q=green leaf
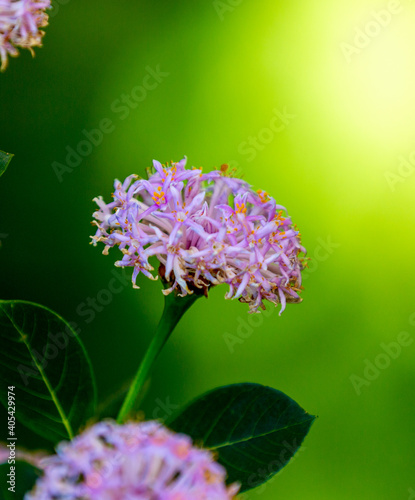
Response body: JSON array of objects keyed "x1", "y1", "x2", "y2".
[
  {"x1": 0, "y1": 301, "x2": 97, "y2": 444},
  {"x1": 168, "y1": 383, "x2": 316, "y2": 493},
  {"x1": 0, "y1": 460, "x2": 41, "y2": 500},
  {"x1": 0, "y1": 150, "x2": 13, "y2": 178}
]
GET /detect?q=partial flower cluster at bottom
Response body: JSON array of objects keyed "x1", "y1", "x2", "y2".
[{"x1": 25, "y1": 420, "x2": 240, "y2": 500}]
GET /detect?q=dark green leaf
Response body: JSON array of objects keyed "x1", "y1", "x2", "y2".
[
  {"x1": 168, "y1": 383, "x2": 316, "y2": 493},
  {"x1": 0, "y1": 150, "x2": 13, "y2": 178},
  {"x1": 0, "y1": 460, "x2": 41, "y2": 499},
  {"x1": 0, "y1": 301, "x2": 97, "y2": 444}
]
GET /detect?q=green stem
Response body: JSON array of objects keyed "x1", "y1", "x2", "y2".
[{"x1": 117, "y1": 291, "x2": 201, "y2": 423}]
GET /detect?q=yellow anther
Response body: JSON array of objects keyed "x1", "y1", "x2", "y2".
[
  {"x1": 257, "y1": 189, "x2": 270, "y2": 203},
  {"x1": 152, "y1": 188, "x2": 166, "y2": 205},
  {"x1": 235, "y1": 202, "x2": 247, "y2": 215}
]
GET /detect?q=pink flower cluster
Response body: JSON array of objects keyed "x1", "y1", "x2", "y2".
[
  {"x1": 92, "y1": 158, "x2": 306, "y2": 313},
  {"x1": 0, "y1": 0, "x2": 51, "y2": 71},
  {"x1": 26, "y1": 420, "x2": 239, "y2": 500}
]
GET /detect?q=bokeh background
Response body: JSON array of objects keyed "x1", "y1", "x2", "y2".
[{"x1": 1, "y1": 0, "x2": 415, "y2": 498}]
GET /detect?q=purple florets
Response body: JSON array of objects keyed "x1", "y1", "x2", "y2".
[
  {"x1": 0, "y1": 0, "x2": 51, "y2": 71},
  {"x1": 92, "y1": 158, "x2": 306, "y2": 313},
  {"x1": 25, "y1": 420, "x2": 240, "y2": 500}
]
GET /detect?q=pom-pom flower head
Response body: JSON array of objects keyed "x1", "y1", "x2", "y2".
[
  {"x1": 26, "y1": 420, "x2": 239, "y2": 500},
  {"x1": 0, "y1": 0, "x2": 51, "y2": 71},
  {"x1": 92, "y1": 158, "x2": 307, "y2": 314}
]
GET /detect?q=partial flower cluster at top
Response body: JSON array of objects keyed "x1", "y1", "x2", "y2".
[
  {"x1": 0, "y1": 0, "x2": 51, "y2": 71},
  {"x1": 26, "y1": 420, "x2": 239, "y2": 500},
  {"x1": 92, "y1": 158, "x2": 307, "y2": 314}
]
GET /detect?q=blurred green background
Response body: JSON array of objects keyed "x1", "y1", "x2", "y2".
[{"x1": 1, "y1": 0, "x2": 415, "y2": 498}]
